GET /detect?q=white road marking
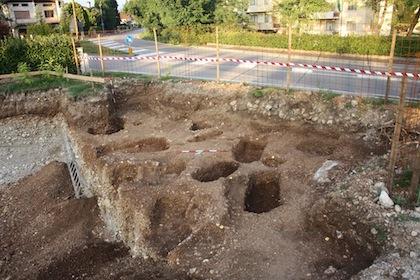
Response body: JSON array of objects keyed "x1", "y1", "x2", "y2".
[{"x1": 292, "y1": 68, "x2": 313, "y2": 74}]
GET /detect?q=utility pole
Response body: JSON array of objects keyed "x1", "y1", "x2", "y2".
[{"x1": 71, "y1": 0, "x2": 79, "y2": 40}]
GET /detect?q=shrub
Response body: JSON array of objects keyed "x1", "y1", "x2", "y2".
[
  {"x1": 151, "y1": 27, "x2": 420, "y2": 57},
  {"x1": 0, "y1": 34, "x2": 76, "y2": 74},
  {"x1": 27, "y1": 23, "x2": 56, "y2": 36},
  {"x1": 0, "y1": 37, "x2": 28, "y2": 74}
]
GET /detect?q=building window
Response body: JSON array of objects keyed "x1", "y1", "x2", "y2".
[
  {"x1": 44, "y1": 10, "x2": 54, "y2": 18},
  {"x1": 347, "y1": 21, "x2": 356, "y2": 32},
  {"x1": 43, "y1": 3, "x2": 53, "y2": 6},
  {"x1": 264, "y1": 0, "x2": 269, "y2": 5},
  {"x1": 21, "y1": 3, "x2": 28, "y2": 6},
  {"x1": 348, "y1": 4, "x2": 357, "y2": 11},
  {"x1": 12, "y1": 4, "x2": 19, "y2": 7},
  {"x1": 264, "y1": 14, "x2": 270, "y2": 23},
  {"x1": 326, "y1": 21, "x2": 334, "y2": 31},
  {"x1": 14, "y1": 11, "x2": 30, "y2": 19},
  {"x1": 250, "y1": 0, "x2": 256, "y2": 5}
]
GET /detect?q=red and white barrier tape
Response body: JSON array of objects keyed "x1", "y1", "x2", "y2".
[
  {"x1": 86, "y1": 54, "x2": 420, "y2": 79},
  {"x1": 180, "y1": 149, "x2": 228, "y2": 155}
]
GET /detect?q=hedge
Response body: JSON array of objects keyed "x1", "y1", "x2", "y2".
[
  {"x1": 146, "y1": 28, "x2": 420, "y2": 57},
  {"x1": 0, "y1": 34, "x2": 76, "y2": 74}
]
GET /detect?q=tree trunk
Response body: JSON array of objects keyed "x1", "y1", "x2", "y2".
[
  {"x1": 407, "y1": 7, "x2": 420, "y2": 37},
  {"x1": 376, "y1": 0, "x2": 388, "y2": 35}
]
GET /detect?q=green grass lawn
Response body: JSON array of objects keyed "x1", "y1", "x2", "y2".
[
  {"x1": 0, "y1": 75, "x2": 103, "y2": 98},
  {"x1": 79, "y1": 40, "x2": 127, "y2": 55}
]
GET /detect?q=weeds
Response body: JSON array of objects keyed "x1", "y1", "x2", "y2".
[
  {"x1": 319, "y1": 90, "x2": 339, "y2": 101},
  {"x1": 394, "y1": 169, "x2": 413, "y2": 189},
  {"x1": 373, "y1": 225, "x2": 387, "y2": 243},
  {"x1": 393, "y1": 195, "x2": 408, "y2": 206},
  {"x1": 395, "y1": 213, "x2": 420, "y2": 223},
  {"x1": 0, "y1": 75, "x2": 102, "y2": 98}
]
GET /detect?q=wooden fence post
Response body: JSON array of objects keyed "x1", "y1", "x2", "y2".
[
  {"x1": 410, "y1": 147, "x2": 420, "y2": 202},
  {"x1": 71, "y1": 0, "x2": 79, "y2": 40},
  {"x1": 153, "y1": 28, "x2": 161, "y2": 78},
  {"x1": 286, "y1": 24, "x2": 292, "y2": 91},
  {"x1": 98, "y1": 34, "x2": 105, "y2": 76},
  {"x1": 387, "y1": 76, "x2": 408, "y2": 192},
  {"x1": 70, "y1": 37, "x2": 80, "y2": 75},
  {"x1": 216, "y1": 26, "x2": 220, "y2": 82},
  {"x1": 385, "y1": 29, "x2": 397, "y2": 102}
]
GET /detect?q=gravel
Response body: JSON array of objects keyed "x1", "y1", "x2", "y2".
[{"x1": 0, "y1": 116, "x2": 67, "y2": 187}]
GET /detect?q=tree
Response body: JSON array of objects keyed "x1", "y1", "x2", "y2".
[
  {"x1": 214, "y1": 0, "x2": 249, "y2": 27},
  {"x1": 393, "y1": 0, "x2": 420, "y2": 36},
  {"x1": 60, "y1": 2, "x2": 92, "y2": 32},
  {"x1": 95, "y1": 0, "x2": 120, "y2": 30},
  {"x1": 274, "y1": 0, "x2": 331, "y2": 28},
  {"x1": 124, "y1": 0, "x2": 216, "y2": 32}
]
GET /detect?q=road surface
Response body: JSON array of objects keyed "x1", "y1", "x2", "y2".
[{"x1": 83, "y1": 30, "x2": 419, "y2": 100}]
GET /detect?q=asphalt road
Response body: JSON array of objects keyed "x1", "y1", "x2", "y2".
[{"x1": 84, "y1": 30, "x2": 419, "y2": 100}]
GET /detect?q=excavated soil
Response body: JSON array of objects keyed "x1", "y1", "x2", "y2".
[{"x1": 0, "y1": 81, "x2": 393, "y2": 280}]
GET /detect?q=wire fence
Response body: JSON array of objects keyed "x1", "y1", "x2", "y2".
[{"x1": 79, "y1": 28, "x2": 420, "y2": 102}]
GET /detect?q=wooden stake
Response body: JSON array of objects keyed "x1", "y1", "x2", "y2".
[
  {"x1": 71, "y1": 0, "x2": 79, "y2": 40},
  {"x1": 216, "y1": 26, "x2": 220, "y2": 82},
  {"x1": 153, "y1": 28, "x2": 161, "y2": 78},
  {"x1": 385, "y1": 29, "x2": 397, "y2": 102},
  {"x1": 286, "y1": 24, "x2": 292, "y2": 91},
  {"x1": 71, "y1": 37, "x2": 80, "y2": 75},
  {"x1": 387, "y1": 76, "x2": 408, "y2": 192},
  {"x1": 409, "y1": 146, "x2": 420, "y2": 202},
  {"x1": 98, "y1": 34, "x2": 105, "y2": 76}
]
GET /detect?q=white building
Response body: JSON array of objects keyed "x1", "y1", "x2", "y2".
[
  {"x1": 2, "y1": 0, "x2": 63, "y2": 34},
  {"x1": 247, "y1": 0, "x2": 395, "y2": 36}
]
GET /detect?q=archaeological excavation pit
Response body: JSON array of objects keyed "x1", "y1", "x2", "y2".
[
  {"x1": 191, "y1": 161, "x2": 239, "y2": 182},
  {"x1": 244, "y1": 171, "x2": 281, "y2": 213},
  {"x1": 232, "y1": 138, "x2": 267, "y2": 163},
  {"x1": 0, "y1": 80, "x2": 401, "y2": 280}
]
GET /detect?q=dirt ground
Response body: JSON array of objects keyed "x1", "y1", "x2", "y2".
[
  {"x1": 1, "y1": 80, "x2": 416, "y2": 280},
  {"x1": 0, "y1": 162, "x2": 194, "y2": 280}
]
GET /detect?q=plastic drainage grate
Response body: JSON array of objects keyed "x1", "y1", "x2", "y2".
[{"x1": 64, "y1": 134, "x2": 86, "y2": 198}]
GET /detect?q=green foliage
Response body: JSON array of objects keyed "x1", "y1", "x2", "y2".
[
  {"x1": 373, "y1": 225, "x2": 387, "y2": 243},
  {"x1": 393, "y1": 195, "x2": 408, "y2": 206},
  {"x1": 319, "y1": 90, "x2": 339, "y2": 101},
  {"x1": 251, "y1": 89, "x2": 265, "y2": 98},
  {"x1": 0, "y1": 75, "x2": 102, "y2": 98},
  {"x1": 79, "y1": 40, "x2": 126, "y2": 55},
  {"x1": 214, "y1": 0, "x2": 249, "y2": 27},
  {"x1": 153, "y1": 29, "x2": 420, "y2": 57},
  {"x1": 124, "y1": 0, "x2": 216, "y2": 32},
  {"x1": 95, "y1": 0, "x2": 120, "y2": 30},
  {"x1": 274, "y1": 0, "x2": 331, "y2": 25},
  {"x1": 27, "y1": 22, "x2": 56, "y2": 36},
  {"x1": 395, "y1": 213, "x2": 420, "y2": 223},
  {"x1": 0, "y1": 35, "x2": 76, "y2": 74},
  {"x1": 394, "y1": 169, "x2": 413, "y2": 189},
  {"x1": 17, "y1": 62, "x2": 31, "y2": 85},
  {"x1": 60, "y1": 2, "x2": 93, "y2": 32}
]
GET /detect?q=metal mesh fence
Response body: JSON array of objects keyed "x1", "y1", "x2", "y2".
[{"x1": 80, "y1": 28, "x2": 419, "y2": 102}]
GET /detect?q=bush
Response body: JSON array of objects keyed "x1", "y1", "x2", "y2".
[
  {"x1": 152, "y1": 27, "x2": 420, "y2": 57},
  {"x1": 0, "y1": 34, "x2": 76, "y2": 74},
  {"x1": 27, "y1": 23, "x2": 56, "y2": 36}
]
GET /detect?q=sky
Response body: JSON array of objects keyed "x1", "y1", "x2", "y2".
[{"x1": 68, "y1": 0, "x2": 127, "y2": 11}]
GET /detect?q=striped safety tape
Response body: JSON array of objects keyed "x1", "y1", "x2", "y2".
[
  {"x1": 180, "y1": 149, "x2": 228, "y2": 155},
  {"x1": 86, "y1": 54, "x2": 420, "y2": 79}
]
